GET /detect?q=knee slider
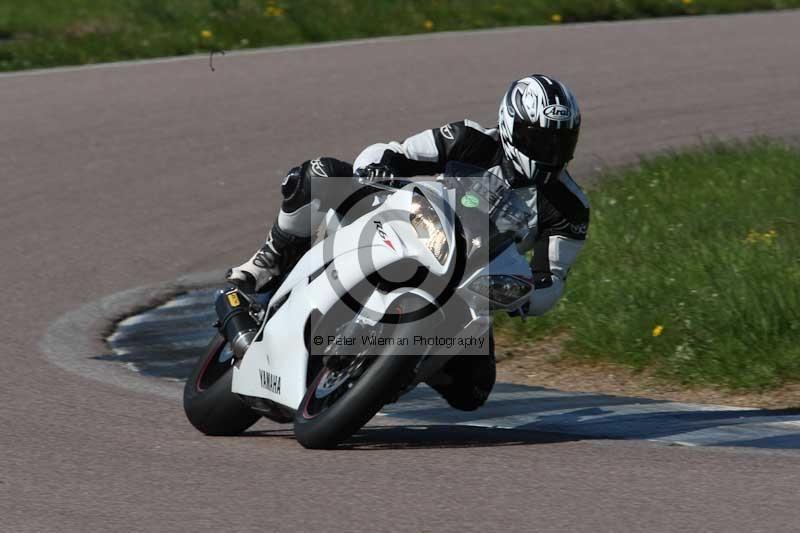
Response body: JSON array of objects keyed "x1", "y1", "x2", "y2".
[
  {"x1": 280, "y1": 165, "x2": 308, "y2": 214},
  {"x1": 282, "y1": 158, "x2": 353, "y2": 213}
]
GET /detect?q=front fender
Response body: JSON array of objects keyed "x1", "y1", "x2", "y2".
[{"x1": 356, "y1": 286, "x2": 445, "y2": 327}]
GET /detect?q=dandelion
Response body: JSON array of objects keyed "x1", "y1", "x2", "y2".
[
  {"x1": 652, "y1": 325, "x2": 664, "y2": 337},
  {"x1": 551, "y1": 13, "x2": 563, "y2": 24},
  {"x1": 744, "y1": 228, "x2": 778, "y2": 244},
  {"x1": 264, "y1": 5, "x2": 285, "y2": 17},
  {"x1": 423, "y1": 19, "x2": 435, "y2": 31},
  {"x1": 200, "y1": 29, "x2": 213, "y2": 39}
]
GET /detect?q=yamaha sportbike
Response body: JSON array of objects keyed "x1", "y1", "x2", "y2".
[{"x1": 183, "y1": 163, "x2": 537, "y2": 448}]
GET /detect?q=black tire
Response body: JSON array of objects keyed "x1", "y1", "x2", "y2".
[
  {"x1": 294, "y1": 353, "x2": 419, "y2": 449},
  {"x1": 293, "y1": 322, "x2": 423, "y2": 449},
  {"x1": 429, "y1": 331, "x2": 496, "y2": 411},
  {"x1": 183, "y1": 333, "x2": 260, "y2": 436}
]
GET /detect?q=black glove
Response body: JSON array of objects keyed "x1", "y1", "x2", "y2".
[
  {"x1": 507, "y1": 301, "x2": 530, "y2": 318},
  {"x1": 355, "y1": 163, "x2": 395, "y2": 180}
]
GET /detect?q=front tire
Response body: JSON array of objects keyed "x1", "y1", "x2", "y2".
[
  {"x1": 183, "y1": 333, "x2": 260, "y2": 436},
  {"x1": 293, "y1": 351, "x2": 420, "y2": 449},
  {"x1": 294, "y1": 301, "x2": 432, "y2": 450}
]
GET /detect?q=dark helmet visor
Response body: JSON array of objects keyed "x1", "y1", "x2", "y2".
[{"x1": 511, "y1": 122, "x2": 579, "y2": 166}]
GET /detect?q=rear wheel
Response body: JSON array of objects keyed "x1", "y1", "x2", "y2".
[{"x1": 183, "y1": 333, "x2": 260, "y2": 436}]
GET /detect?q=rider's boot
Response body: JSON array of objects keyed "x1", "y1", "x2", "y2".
[
  {"x1": 227, "y1": 158, "x2": 353, "y2": 293},
  {"x1": 429, "y1": 352, "x2": 496, "y2": 412},
  {"x1": 226, "y1": 221, "x2": 311, "y2": 293}
]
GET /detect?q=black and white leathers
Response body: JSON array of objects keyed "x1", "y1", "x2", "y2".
[{"x1": 353, "y1": 119, "x2": 590, "y2": 316}]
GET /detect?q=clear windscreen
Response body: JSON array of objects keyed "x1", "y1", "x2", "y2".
[
  {"x1": 440, "y1": 161, "x2": 532, "y2": 242},
  {"x1": 354, "y1": 162, "x2": 532, "y2": 252}
]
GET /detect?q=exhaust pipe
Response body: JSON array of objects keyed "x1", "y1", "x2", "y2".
[{"x1": 214, "y1": 288, "x2": 259, "y2": 359}]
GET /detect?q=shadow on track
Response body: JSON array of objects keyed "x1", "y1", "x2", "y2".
[
  {"x1": 377, "y1": 384, "x2": 800, "y2": 450},
  {"x1": 233, "y1": 384, "x2": 800, "y2": 450},
  {"x1": 239, "y1": 424, "x2": 582, "y2": 450},
  {"x1": 342, "y1": 425, "x2": 583, "y2": 450}
]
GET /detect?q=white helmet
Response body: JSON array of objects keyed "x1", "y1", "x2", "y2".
[{"x1": 498, "y1": 75, "x2": 581, "y2": 185}]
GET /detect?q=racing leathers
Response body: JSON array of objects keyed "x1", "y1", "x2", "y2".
[
  {"x1": 228, "y1": 119, "x2": 590, "y2": 317},
  {"x1": 353, "y1": 119, "x2": 590, "y2": 316}
]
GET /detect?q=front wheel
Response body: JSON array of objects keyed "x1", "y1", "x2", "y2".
[
  {"x1": 183, "y1": 333, "x2": 260, "y2": 436},
  {"x1": 293, "y1": 308, "x2": 430, "y2": 449}
]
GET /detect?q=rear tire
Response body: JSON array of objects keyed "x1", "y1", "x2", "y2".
[{"x1": 183, "y1": 333, "x2": 260, "y2": 436}]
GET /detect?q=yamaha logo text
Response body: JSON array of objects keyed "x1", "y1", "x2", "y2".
[{"x1": 259, "y1": 369, "x2": 281, "y2": 394}]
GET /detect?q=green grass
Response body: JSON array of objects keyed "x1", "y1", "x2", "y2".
[
  {"x1": 1, "y1": 0, "x2": 799, "y2": 71},
  {"x1": 496, "y1": 140, "x2": 800, "y2": 391}
]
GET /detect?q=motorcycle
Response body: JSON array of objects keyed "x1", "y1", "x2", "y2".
[{"x1": 183, "y1": 162, "x2": 537, "y2": 448}]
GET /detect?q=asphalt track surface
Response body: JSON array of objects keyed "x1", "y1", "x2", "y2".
[
  {"x1": 106, "y1": 288, "x2": 800, "y2": 449},
  {"x1": 3, "y1": 11, "x2": 800, "y2": 532}
]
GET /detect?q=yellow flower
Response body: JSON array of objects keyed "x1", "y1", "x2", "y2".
[
  {"x1": 423, "y1": 19, "x2": 434, "y2": 31},
  {"x1": 264, "y1": 5, "x2": 285, "y2": 17},
  {"x1": 652, "y1": 325, "x2": 664, "y2": 337},
  {"x1": 682, "y1": 0, "x2": 693, "y2": 5},
  {"x1": 744, "y1": 228, "x2": 778, "y2": 244},
  {"x1": 200, "y1": 29, "x2": 213, "y2": 39},
  {"x1": 551, "y1": 13, "x2": 563, "y2": 23}
]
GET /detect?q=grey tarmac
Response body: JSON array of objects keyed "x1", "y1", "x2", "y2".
[
  {"x1": 2, "y1": 11, "x2": 800, "y2": 532},
  {"x1": 102, "y1": 288, "x2": 800, "y2": 450}
]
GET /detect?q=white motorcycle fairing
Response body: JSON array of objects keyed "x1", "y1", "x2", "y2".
[{"x1": 231, "y1": 183, "x2": 456, "y2": 410}]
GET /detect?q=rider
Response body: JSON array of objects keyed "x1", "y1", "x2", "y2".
[{"x1": 227, "y1": 75, "x2": 589, "y2": 410}]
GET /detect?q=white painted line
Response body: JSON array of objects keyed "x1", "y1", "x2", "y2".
[
  {"x1": 115, "y1": 310, "x2": 216, "y2": 328},
  {"x1": 159, "y1": 296, "x2": 215, "y2": 309}
]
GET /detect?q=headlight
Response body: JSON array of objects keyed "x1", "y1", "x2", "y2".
[
  {"x1": 468, "y1": 275, "x2": 532, "y2": 305},
  {"x1": 410, "y1": 191, "x2": 449, "y2": 265}
]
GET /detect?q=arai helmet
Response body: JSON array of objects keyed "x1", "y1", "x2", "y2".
[{"x1": 498, "y1": 75, "x2": 581, "y2": 185}]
